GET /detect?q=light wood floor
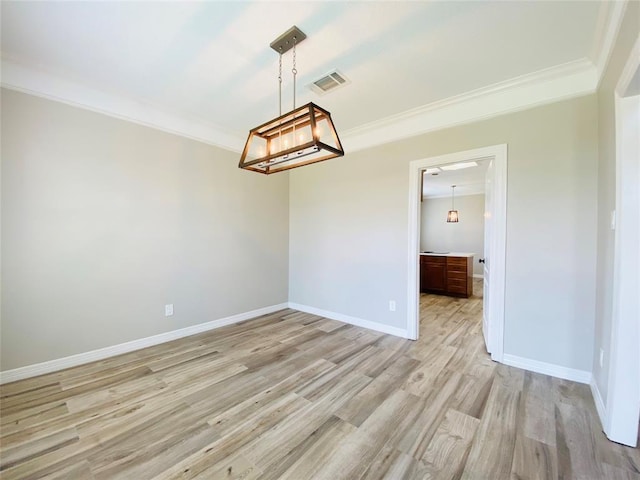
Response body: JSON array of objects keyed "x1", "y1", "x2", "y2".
[{"x1": 1, "y1": 285, "x2": 639, "y2": 479}]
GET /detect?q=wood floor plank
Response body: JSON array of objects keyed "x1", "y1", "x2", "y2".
[
  {"x1": 360, "y1": 445, "x2": 435, "y2": 480},
  {"x1": 314, "y1": 318, "x2": 346, "y2": 333},
  {"x1": 294, "y1": 353, "x2": 374, "y2": 403},
  {"x1": 36, "y1": 460, "x2": 95, "y2": 480},
  {"x1": 0, "y1": 427, "x2": 79, "y2": 471},
  {"x1": 494, "y1": 363, "x2": 526, "y2": 391},
  {"x1": 241, "y1": 383, "x2": 367, "y2": 473},
  {"x1": 189, "y1": 451, "x2": 262, "y2": 480},
  {"x1": 309, "y1": 389, "x2": 423, "y2": 480},
  {"x1": 335, "y1": 355, "x2": 420, "y2": 427},
  {"x1": 65, "y1": 374, "x2": 168, "y2": 415},
  {"x1": 600, "y1": 462, "x2": 640, "y2": 480},
  {"x1": 555, "y1": 403, "x2": 574, "y2": 480},
  {"x1": 90, "y1": 424, "x2": 219, "y2": 480},
  {"x1": 262, "y1": 416, "x2": 357, "y2": 480},
  {"x1": 524, "y1": 374, "x2": 558, "y2": 446},
  {"x1": 0, "y1": 401, "x2": 185, "y2": 479},
  {"x1": 373, "y1": 333, "x2": 413, "y2": 353},
  {"x1": 149, "y1": 393, "x2": 311, "y2": 480},
  {"x1": 84, "y1": 397, "x2": 222, "y2": 476},
  {"x1": 0, "y1": 403, "x2": 69, "y2": 436},
  {"x1": 403, "y1": 345, "x2": 457, "y2": 397},
  {"x1": 461, "y1": 383, "x2": 520, "y2": 479},
  {"x1": 1, "y1": 384, "x2": 63, "y2": 411},
  {"x1": 510, "y1": 434, "x2": 558, "y2": 480},
  {"x1": 421, "y1": 408, "x2": 480, "y2": 478},
  {"x1": 556, "y1": 401, "x2": 603, "y2": 478},
  {"x1": 448, "y1": 369, "x2": 494, "y2": 419},
  {"x1": 206, "y1": 360, "x2": 334, "y2": 436},
  {"x1": 1, "y1": 366, "x2": 153, "y2": 416},
  {"x1": 181, "y1": 370, "x2": 272, "y2": 411},
  {"x1": 396, "y1": 370, "x2": 464, "y2": 459},
  {"x1": 352, "y1": 346, "x2": 412, "y2": 378}
]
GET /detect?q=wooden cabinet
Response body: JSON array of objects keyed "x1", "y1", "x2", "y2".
[
  {"x1": 420, "y1": 255, "x2": 473, "y2": 298},
  {"x1": 420, "y1": 256, "x2": 446, "y2": 293}
]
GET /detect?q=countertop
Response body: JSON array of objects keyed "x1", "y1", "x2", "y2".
[{"x1": 419, "y1": 252, "x2": 475, "y2": 257}]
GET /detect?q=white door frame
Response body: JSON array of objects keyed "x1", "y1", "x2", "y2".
[
  {"x1": 605, "y1": 35, "x2": 640, "y2": 447},
  {"x1": 406, "y1": 144, "x2": 507, "y2": 363}
]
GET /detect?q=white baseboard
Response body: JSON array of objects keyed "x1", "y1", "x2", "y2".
[
  {"x1": 473, "y1": 274, "x2": 484, "y2": 279},
  {"x1": 288, "y1": 302, "x2": 410, "y2": 339},
  {"x1": 0, "y1": 303, "x2": 289, "y2": 385},
  {"x1": 590, "y1": 379, "x2": 607, "y2": 430},
  {"x1": 502, "y1": 354, "x2": 592, "y2": 384}
]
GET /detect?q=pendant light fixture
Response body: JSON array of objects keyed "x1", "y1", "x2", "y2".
[
  {"x1": 447, "y1": 185, "x2": 459, "y2": 223},
  {"x1": 239, "y1": 26, "x2": 344, "y2": 175}
]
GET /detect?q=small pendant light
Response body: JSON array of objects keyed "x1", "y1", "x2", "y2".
[{"x1": 447, "y1": 185, "x2": 459, "y2": 223}]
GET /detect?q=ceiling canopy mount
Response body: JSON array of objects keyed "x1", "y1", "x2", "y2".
[{"x1": 270, "y1": 25, "x2": 307, "y2": 54}]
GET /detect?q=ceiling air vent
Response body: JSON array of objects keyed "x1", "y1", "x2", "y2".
[{"x1": 309, "y1": 70, "x2": 350, "y2": 95}]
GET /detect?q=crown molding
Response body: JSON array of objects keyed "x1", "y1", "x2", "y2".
[
  {"x1": 0, "y1": 58, "x2": 245, "y2": 152},
  {"x1": 341, "y1": 58, "x2": 598, "y2": 153},
  {"x1": 591, "y1": 0, "x2": 628, "y2": 83},
  {"x1": 616, "y1": 34, "x2": 640, "y2": 95},
  {"x1": 2, "y1": 56, "x2": 597, "y2": 155}
]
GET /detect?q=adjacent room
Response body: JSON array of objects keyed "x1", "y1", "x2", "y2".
[
  {"x1": 419, "y1": 161, "x2": 488, "y2": 299},
  {"x1": 1, "y1": 1, "x2": 639, "y2": 478}
]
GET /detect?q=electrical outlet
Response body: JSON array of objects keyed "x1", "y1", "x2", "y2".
[
  {"x1": 165, "y1": 304, "x2": 174, "y2": 317},
  {"x1": 389, "y1": 300, "x2": 396, "y2": 312},
  {"x1": 600, "y1": 348, "x2": 604, "y2": 367}
]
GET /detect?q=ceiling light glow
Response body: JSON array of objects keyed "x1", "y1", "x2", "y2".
[{"x1": 440, "y1": 161, "x2": 478, "y2": 171}]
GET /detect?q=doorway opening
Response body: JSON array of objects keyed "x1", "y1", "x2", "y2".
[
  {"x1": 407, "y1": 145, "x2": 507, "y2": 362},
  {"x1": 418, "y1": 161, "x2": 489, "y2": 343}
]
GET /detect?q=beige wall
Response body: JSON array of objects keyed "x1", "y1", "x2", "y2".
[
  {"x1": 421, "y1": 194, "x2": 485, "y2": 276},
  {"x1": 1, "y1": 46, "x2": 613, "y2": 377},
  {"x1": 289, "y1": 95, "x2": 598, "y2": 372},
  {"x1": 1, "y1": 89, "x2": 290, "y2": 370},
  {"x1": 593, "y1": 2, "x2": 639, "y2": 404}
]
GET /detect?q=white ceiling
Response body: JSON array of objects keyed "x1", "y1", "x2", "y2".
[
  {"x1": 422, "y1": 160, "x2": 490, "y2": 198},
  {"x1": 1, "y1": 1, "x2": 610, "y2": 152}
]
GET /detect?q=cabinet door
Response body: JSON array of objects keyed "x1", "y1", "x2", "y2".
[
  {"x1": 447, "y1": 271, "x2": 468, "y2": 295},
  {"x1": 423, "y1": 259, "x2": 447, "y2": 292},
  {"x1": 447, "y1": 257, "x2": 473, "y2": 297},
  {"x1": 420, "y1": 260, "x2": 428, "y2": 293},
  {"x1": 446, "y1": 257, "x2": 468, "y2": 296},
  {"x1": 426, "y1": 263, "x2": 447, "y2": 292}
]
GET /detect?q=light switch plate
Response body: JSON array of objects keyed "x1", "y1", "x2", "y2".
[{"x1": 611, "y1": 210, "x2": 616, "y2": 230}]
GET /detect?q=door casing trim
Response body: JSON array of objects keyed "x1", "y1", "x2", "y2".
[
  {"x1": 406, "y1": 144, "x2": 507, "y2": 363},
  {"x1": 604, "y1": 33, "x2": 640, "y2": 447}
]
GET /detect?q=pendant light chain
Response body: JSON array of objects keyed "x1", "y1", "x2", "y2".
[
  {"x1": 292, "y1": 36, "x2": 297, "y2": 110},
  {"x1": 278, "y1": 48, "x2": 283, "y2": 117},
  {"x1": 451, "y1": 185, "x2": 455, "y2": 209}
]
